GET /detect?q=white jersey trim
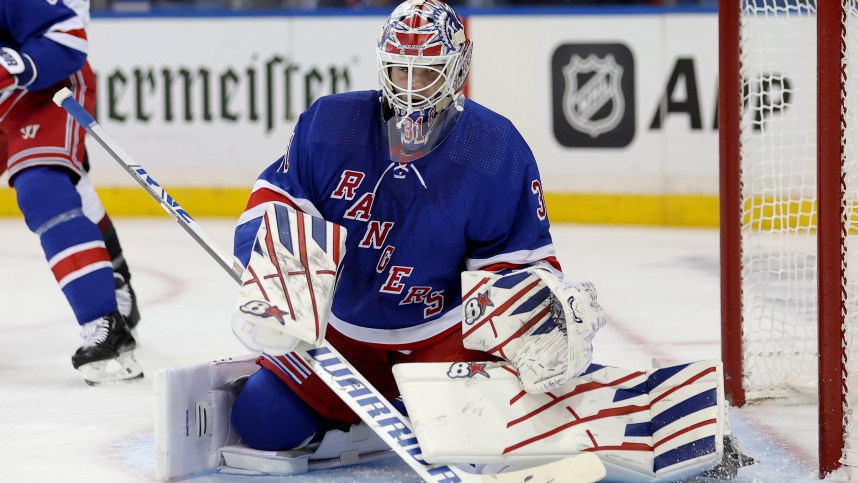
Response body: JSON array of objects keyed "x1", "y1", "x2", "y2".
[
  {"x1": 76, "y1": 173, "x2": 107, "y2": 222},
  {"x1": 59, "y1": 0, "x2": 92, "y2": 26},
  {"x1": 465, "y1": 243, "x2": 557, "y2": 271},
  {"x1": 44, "y1": 31, "x2": 88, "y2": 54},
  {"x1": 328, "y1": 306, "x2": 462, "y2": 346}
]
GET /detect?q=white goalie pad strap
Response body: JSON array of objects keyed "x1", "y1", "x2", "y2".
[
  {"x1": 233, "y1": 204, "x2": 346, "y2": 355},
  {"x1": 460, "y1": 268, "x2": 606, "y2": 393},
  {"x1": 393, "y1": 360, "x2": 725, "y2": 482},
  {"x1": 154, "y1": 356, "x2": 259, "y2": 481}
]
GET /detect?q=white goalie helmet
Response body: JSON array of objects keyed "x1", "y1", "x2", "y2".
[{"x1": 376, "y1": 0, "x2": 473, "y2": 118}]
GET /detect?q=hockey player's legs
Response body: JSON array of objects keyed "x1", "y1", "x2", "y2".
[
  {"x1": 240, "y1": 325, "x2": 494, "y2": 452},
  {"x1": 13, "y1": 166, "x2": 142, "y2": 384},
  {"x1": 14, "y1": 166, "x2": 116, "y2": 322},
  {"x1": 231, "y1": 367, "x2": 322, "y2": 451},
  {"x1": 76, "y1": 167, "x2": 141, "y2": 330},
  {"x1": 3, "y1": 70, "x2": 141, "y2": 384},
  {"x1": 7, "y1": 71, "x2": 111, "y2": 324}
]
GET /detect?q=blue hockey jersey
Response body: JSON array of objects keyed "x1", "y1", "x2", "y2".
[
  {"x1": 0, "y1": 0, "x2": 89, "y2": 91},
  {"x1": 235, "y1": 91, "x2": 559, "y2": 348}
]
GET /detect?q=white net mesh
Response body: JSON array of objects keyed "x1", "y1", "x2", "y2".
[
  {"x1": 739, "y1": 0, "x2": 858, "y2": 466},
  {"x1": 740, "y1": 0, "x2": 819, "y2": 402}
]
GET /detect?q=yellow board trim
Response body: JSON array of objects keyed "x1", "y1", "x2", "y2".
[
  {"x1": 0, "y1": 187, "x2": 720, "y2": 227},
  {"x1": 0, "y1": 187, "x2": 250, "y2": 219},
  {"x1": 544, "y1": 193, "x2": 720, "y2": 227}
]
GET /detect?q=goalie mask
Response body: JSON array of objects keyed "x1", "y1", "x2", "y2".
[{"x1": 377, "y1": 0, "x2": 472, "y2": 157}]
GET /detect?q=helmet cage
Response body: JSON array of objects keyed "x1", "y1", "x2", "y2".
[
  {"x1": 376, "y1": 0, "x2": 472, "y2": 118},
  {"x1": 377, "y1": 51, "x2": 465, "y2": 116}
]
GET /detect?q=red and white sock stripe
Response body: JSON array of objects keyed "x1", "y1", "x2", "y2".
[{"x1": 48, "y1": 240, "x2": 112, "y2": 289}]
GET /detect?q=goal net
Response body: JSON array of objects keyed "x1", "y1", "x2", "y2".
[{"x1": 720, "y1": 0, "x2": 858, "y2": 476}]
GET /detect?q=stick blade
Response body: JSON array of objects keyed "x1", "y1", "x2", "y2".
[{"x1": 481, "y1": 453, "x2": 606, "y2": 483}]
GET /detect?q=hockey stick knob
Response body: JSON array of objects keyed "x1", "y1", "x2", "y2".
[
  {"x1": 52, "y1": 87, "x2": 73, "y2": 106},
  {"x1": 53, "y1": 87, "x2": 96, "y2": 128}
]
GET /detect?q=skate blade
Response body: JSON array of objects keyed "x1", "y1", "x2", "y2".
[{"x1": 78, "y1": 351, "x2": 144, "y2": 386}]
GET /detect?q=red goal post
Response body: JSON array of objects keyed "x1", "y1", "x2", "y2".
[{"x1": 719, "y1": 0, "x2": 852, "y2": 477}]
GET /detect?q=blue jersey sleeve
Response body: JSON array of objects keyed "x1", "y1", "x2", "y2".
[
  {"x1": 465, "y1": 139, "x2": 555, "y2": 269},
  {"x1": 1, "y1": 0, "x2": 88, "y2": 90}
]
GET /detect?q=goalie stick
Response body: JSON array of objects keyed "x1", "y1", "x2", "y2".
[{"x1": 53, "y1": 87, "x2": 606, "y2": 483}]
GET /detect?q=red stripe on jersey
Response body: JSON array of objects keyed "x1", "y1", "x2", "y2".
[
  {"x1": 353, "y1": 322, "x2": 462, "y2": 352},
  {"x1": 480, "y1": 256, "x2": 562, "y2": 273},
  {"x1": 50, "y1": 246, "x2": 110, "y2": 283},
  {"x1": 480, "y1": 262, "x2": 527, "y2": 272},
  {"x1": 543, "y1": 256, "x2": 562, "y2": 271},
  {"x1": 244, "y1": 187, "x2": 300, "y2": 213},
  {"x1": 57, "y1": 28, "x2": 87, "y2": 40},
  {"x1": 259, "y1": 355, "x2": 309, "y2": 386}
]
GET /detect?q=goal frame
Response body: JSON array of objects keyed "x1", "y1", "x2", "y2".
[{"x1": 718, "y1": 0, "x2": 848, "y2": 477}]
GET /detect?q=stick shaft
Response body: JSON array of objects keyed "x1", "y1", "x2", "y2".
[{"x1": 55, "y1": 89, "x2": 243, "y2": 282}]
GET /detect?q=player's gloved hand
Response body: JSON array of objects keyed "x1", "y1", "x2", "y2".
[
  {"x1": 517, "y1": 271, "x2": 606, "y2": 393},
  {"x1": 231, "y1": 203, "x2": 346, "y2": 356},
  {"x1": 0, "y1": 47, "x2": 25, "y2": 92},
  {"x1": 461, "y1": 268, "x2": 607, "y2": 394}
]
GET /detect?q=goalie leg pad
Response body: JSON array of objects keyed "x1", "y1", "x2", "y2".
[
  {"x1": 394, "y1": 359, "x2": 726, "y2": 482},
  {"x1": 154, "y1": 356, "x2": 259, "y2": 481}
]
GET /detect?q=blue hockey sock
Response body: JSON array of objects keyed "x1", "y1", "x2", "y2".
[
  {"x1": 231, "y1": 367, "x2": 321, "y2": 451},
  {"x1": 14, "y1": 167, "x2": 117, "y2": 324}
]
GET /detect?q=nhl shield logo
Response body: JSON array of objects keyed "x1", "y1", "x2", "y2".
[
  {"x1": 552, "y1": 43, "x2": 635, "y2": 148},
  {"x1": 562, "y1": 54, "x2": 625, "y2": 139}
]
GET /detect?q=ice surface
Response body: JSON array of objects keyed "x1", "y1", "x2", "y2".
[{"x1": 0, "y1": 219, "x2": 828, "y2": 482}]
